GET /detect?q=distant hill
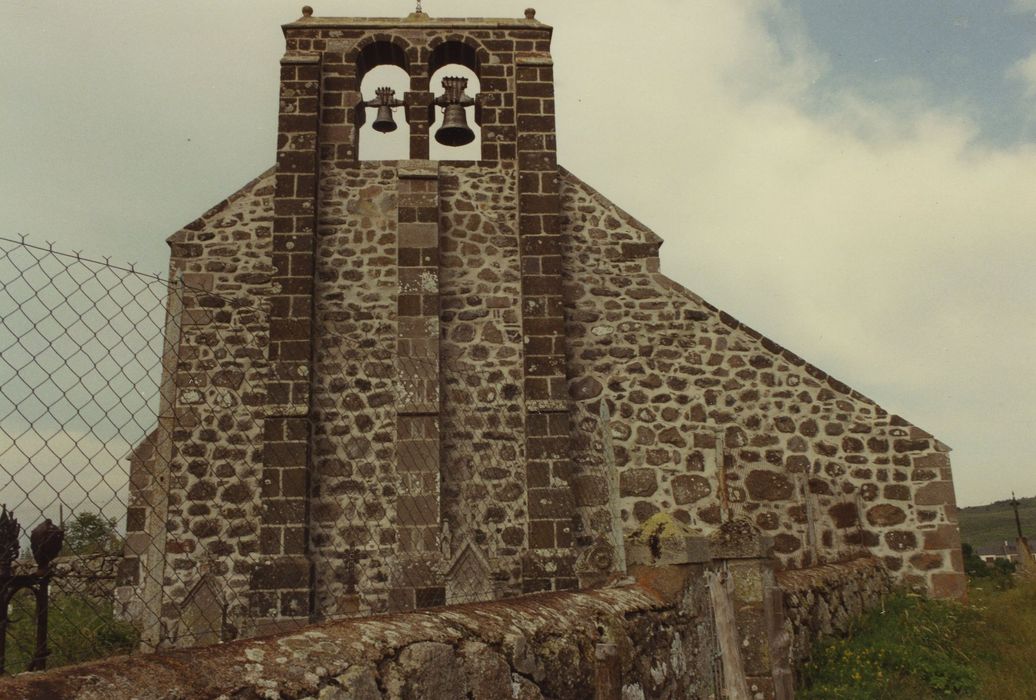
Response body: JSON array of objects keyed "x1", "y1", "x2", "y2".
[{"x1": 957, "y1": 495, "x2": 1036, "y2": 550}]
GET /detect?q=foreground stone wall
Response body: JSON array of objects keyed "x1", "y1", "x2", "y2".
[
  {"x1": 777, "y1": 557, "x2": 892, "y2": 667},
  {"x1": 0, "y1": 582, "x2": 715, "y2": 700}
]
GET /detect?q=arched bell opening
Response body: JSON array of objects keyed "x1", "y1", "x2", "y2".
[
  {"x1": 358, "y1": 64, "x2": 411, "y2": 161},
  {"x1": 429, "y1": 64, "x2": 481, "y2": 162},
  {"x1": 355, "y1": 41, "x2": 411, "y2": 161}
]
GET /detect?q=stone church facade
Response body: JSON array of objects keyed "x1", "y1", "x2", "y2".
[{"x1": 115, "y1": 8, "x2": 965, "y2": 648}]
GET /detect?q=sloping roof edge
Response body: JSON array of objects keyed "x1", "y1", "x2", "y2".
[
  {"x1": 166, "y1": 166, "x2": 276, "y2": 245},
  {"x1": 558, "y1": 166, "x2": 662, "y2": 247},
  {"x1": 559, "y1": 166, "x2": 949, "y2": 451}
]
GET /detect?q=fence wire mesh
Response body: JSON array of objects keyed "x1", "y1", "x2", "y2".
[
  {"x1": 1, "y1": 236, "x2": 177, "y2": 670},
  {"x1": 0, "y1": 235, "x2": 544, "y2": 673}
]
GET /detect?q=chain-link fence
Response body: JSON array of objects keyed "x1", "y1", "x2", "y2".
[
  {"x1": 0, "y1": 234, "x2": 554, "y2": 673},
  {"x1": 1, "y1": 236, "x2": 172, "y2": 672}
]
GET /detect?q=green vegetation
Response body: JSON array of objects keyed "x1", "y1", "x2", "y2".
[
  {"x1": 968, "y1": 578, "x2": 1036, "y2": 698},
  {"x1": 61, "y1": 511, "x2": 122, "y2": 555},
  {"x1": 799, "y1": 593, "x2": 981, "y2": 698},
  {"x1": 962, "y1": 542, "x2": 1017, "y2": 589},
  {"x1": 800, "y1": 577, "x2": 1036, "y2": 699},
  {"x1": 1, "y1": 511, "x2": 135, "y2": 674},
  {"x1": 958, "y1": 495, "x2": 1036, "y2": 550},
  {"x1": 3, "y1": 592, "x2": 137, "y2": 674}
]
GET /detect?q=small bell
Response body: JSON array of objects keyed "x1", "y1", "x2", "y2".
[
  {"x1": 365, "y1": 87, "x2": 404, "y2": 134},
  {"x1": 372, "y1": 104, "x2": 398, "y2": 133},
  {"x1": 436, "y1": 104, "x2": 475, "y2": 146},
  {"x1": 434, "y1": 76, "x2": 477, "y2": 148}
]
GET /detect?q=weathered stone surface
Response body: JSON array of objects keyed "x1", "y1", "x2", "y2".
[
  {"x1": 0, "y1": 584, "x2": 710, "y2": 700},
  {"x1": 778, "y1": 558, "x2": 892, "y2": 666},
  {"x1": 620, "y1": 468, "x2": 658, "y2": 497},
  {"x1": 570, "y1": 376, "x2": 603, "y2": 400},
  {"x1": 459, "y1": 641, "x2": 512, "y2": 700},
  {"x1": 744, "y1": 470, "x2": 794, "y2": 501},
  {"x1": 773, "y1": 533, "x2": 802, "y2": 553},
  {"x1": 910, "y1": 552, "x2": 944, "y2": 571},
  {"x1": 385, "y1": 642, "x2": 466, "y2": 700},
  {"x1": 671, "y1": 474, "x2": 711, "y2": 505},
  {"x1": 915, "y1": 481, "x2": 956, "y2": 506},
  {"x1": 885, "y1": 531, "x2": 918, "y2": 552},
  {"x1": 828, "y1": 502, "x2": 858, "y2": 529},
  {"x1": 867, "y1": 504, "x2": 907, "y2": 527}
]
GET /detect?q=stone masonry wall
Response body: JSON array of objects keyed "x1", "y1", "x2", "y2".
[
  {"x1": 439, "y1": 163, "x2": 530, "y2": 602},
  {"x1": 118, "y1": 157, "x2": 964, "y2": 653},
  {"x1": 306, "y1": 160, "x2": 538, "y2": 615},
  {"x1": 0, "y1": 582, "x2": 716, "y2": 700},
  {"x1": 777, "y1": 557, "x2": 893, "y2": 667},
  {"x1": 559, "y1": 170, "x2": 966, "y2": 599},
  {"x1": 119, "y1": 169, "x2": 275, "y2": 645},
  {"x1": 310, "y1": 161, "x2": 401, "y2": 617}
]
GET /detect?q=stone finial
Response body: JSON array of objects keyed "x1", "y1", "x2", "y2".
[
  {"x1": 525, "y1": 8, "x2": 536, "y2": 19},
  {"x1": 301, "y1": 5, "x2": 314, "y2": 17}
]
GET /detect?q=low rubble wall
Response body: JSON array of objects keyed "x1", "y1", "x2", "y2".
[
  {"x1": 0, "y1": 578, "x2": 714, "y2": 700},
  {"x1": 13, "y1": 554, "x2": 120, "y2": 601},
  {"x1": 777, "y1": 556, "x2": 892, "y2": 666}
]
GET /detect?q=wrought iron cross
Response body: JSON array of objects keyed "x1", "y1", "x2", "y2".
[
  {"x1": 416, "y1": 1, "x2": 423, "y2": 12},
  {"x1": 1011, "y1": 492, "x2": 1025, "y2": 540}
]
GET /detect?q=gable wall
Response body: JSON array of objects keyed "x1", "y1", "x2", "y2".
[
  {"x1": 559, "y1": 171, "x2": 965, "y2": 598},
  {"x1": 119, "y1": 170, "x2": 276, "y2": 645}
]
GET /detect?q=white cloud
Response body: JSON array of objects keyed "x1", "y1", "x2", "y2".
[
  {"x1": 1009, "y1": 50, "x2": 1036, "y2": 96},
  {"x1": 1008, "y1": 0, "x2": 1036, "y2": 14},
  {"x1": 554, "y1": 0, "x2": 1036, "y2": 506},
  {"x1": 1, "y1": 0, "x2": 1033, "y2": 508}
]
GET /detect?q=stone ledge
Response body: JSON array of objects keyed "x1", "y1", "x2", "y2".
[
  {"x1": 280, "y1": 53, "x2": 322, "y2": 65},
  {"x1": 525, "y1": 399, "x2": 568, "y2": 413},
  {"x1": 283, "y1": 18, "x2": 551, "y2": 31},
  {"x1": 627, "y1": 536, "x2": 711, "y2": 567},
  {"x1": 516, "y1": 52, "x2": 554, "y2": 66},
  {"x1": 397, "y1": 160, "x2": 439, "y2": 179},
  {"x1": 776, "y1": 556, "x2": 887, "y2": 593}
]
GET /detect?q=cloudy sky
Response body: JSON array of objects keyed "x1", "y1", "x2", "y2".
[{"x1": 1, "y1": 0, "x2": 1035, "y2": 508}]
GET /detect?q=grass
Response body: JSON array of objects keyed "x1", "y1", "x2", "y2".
[
  {"x1": 3, "y1": 592, "x2": 138, "y2": 674},
  {"x1": 958, "y1": 494, "x2": 1036, "y2": 550},
  {"x1": 967, "y1": 578, "x2": 1036, "y2": 698},
  {"x1": 800, "y1": 576, "x2": 1036, "y2": 699}
]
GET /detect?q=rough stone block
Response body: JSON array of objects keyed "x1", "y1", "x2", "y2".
[
  {"x1": 922, "y1": 524, "x2": 960, "y2": 551},
  {"x1": 930, "y1": 572, "x2": 967, "y2": 599},
  {"x1": 397, "y1": 495, "x2": 439, "y2": 526},
  {"x1": 251, "y1": 555, "x2": 310, "y2": 591},
  {"x1": 915, "y1": 481, "x2": 956, "y2": 506}
]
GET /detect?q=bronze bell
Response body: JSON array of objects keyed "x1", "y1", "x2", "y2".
[
  {"x1": 436, "y1": 104, "x2": 475, "y2": 147},
  {"x1": 366, "y1": 86, "x2": 404, "y2": 134},
  {"x1": 372, "y1": 104, "x2": 398, "y2": 133},
  {"x1": 434, "y1": 76, "x2": 477, "y2": 147}
]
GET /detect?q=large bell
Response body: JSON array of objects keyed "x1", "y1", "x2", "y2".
[
  {"x1": 372, "y1": 104, "x2": 398, "y2": 133},
  {"x1": 435, "y1": 104, "x2": 475, "y2": 147}
]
